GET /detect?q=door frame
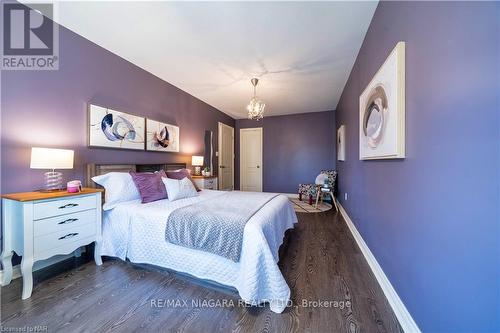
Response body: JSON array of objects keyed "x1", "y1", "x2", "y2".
[
  {"x1": 218, "y1": 122, "x2": 234, "y2": 190},
  {"x1": 239, "y1": 127, "x2": 263, "y2": 192}
]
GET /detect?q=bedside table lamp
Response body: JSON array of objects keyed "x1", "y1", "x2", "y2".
[
  {"x1": 30, "y1": 147, "x2": 74, "y2": 191},
  {"x1": 191, "y1": 155, "x2": 204, "y2": 176}
]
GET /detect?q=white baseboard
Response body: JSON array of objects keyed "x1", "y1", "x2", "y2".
[
  {"x1": 337, "y1": 200, "x2": 421, "y2": 333},
  {"x1": 0, "y1": 248, "x2": 85, "y2": 283}
]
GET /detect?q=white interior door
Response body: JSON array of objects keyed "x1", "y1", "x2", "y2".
[
  {"x1": 240, "y1": 128, "x2": 263, "y2": 192},
  {"x1": 218, "y1": 122, "x2": 234, "y2": 190}
]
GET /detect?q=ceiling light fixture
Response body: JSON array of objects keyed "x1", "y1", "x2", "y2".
[{"x1": 246, "y1": 78, "x2": 265, "y2": 120}]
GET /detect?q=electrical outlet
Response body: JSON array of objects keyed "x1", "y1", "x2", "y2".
[{"x1": 344, "y1": 193, "x2": 348, "y2": 201}]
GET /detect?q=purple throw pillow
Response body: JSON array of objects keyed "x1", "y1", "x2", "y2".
[
  {"x1": 165, "y1": 169, "x2": 201, "y2": 192},
  {"x1": 129, "y1": 170, "x2": 167, "y2": 203}
]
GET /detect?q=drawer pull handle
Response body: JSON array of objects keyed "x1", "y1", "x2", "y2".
[
  {"x1": 58, "y1": 233, "x2": 79, "y2": 240},
  {"x1": 58, "y1": 203, "x2": 79, "y2": 209},
  {"x1": 58, "y1": 218, "x2": 78, "y2": 225}
]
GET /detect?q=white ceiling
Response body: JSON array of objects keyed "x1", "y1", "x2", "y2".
[{"x1": 47, "y1": 1, "x2": 378, "y2": 119}]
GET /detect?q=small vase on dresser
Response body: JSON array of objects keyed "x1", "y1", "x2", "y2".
[
  {"x1": 0, "y1": 188, "x2": 104, "y2": 299},
  {"x1": 191, "y1": 175, "x2": 218, "y2": 190}
]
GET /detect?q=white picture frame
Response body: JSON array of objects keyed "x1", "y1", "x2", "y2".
[
  {"x1": 337, "y1": 125, "x2": 345, "y2": 161},
  {"x1": 359, "y1": 41, "x2": 405, "y2": 160},
  {"x1": 88, "y1": 104, "x2": 145, "y2": 150},
  {"x1": 146, "y1": 119, "x2": 180, "y2": 152}
]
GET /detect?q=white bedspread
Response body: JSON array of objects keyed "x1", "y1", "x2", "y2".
[{"x1": 100, "y1": 190, "x2": 298, "y2": 313}]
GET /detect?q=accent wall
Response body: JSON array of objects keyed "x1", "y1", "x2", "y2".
[
  {"x1": 1, "y1": 21, "x2": 234, "y2": 195},
  {"x1": 235, "y1": 111, "x2": 335, "y2": 193},
  {"x1": 335, "y1": 1, "x2": 499, "y2": 331}
]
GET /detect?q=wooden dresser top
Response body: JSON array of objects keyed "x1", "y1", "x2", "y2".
[{"x1": 2, "y1": 188, "x2": 103, "y2": 202}]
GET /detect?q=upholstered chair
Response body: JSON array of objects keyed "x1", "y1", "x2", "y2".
[{"x1": 298, "y1": 170, "x2": 338, "y2": 209}]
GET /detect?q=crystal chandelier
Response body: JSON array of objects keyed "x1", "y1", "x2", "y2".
[{"x1": 246, "y1": 78, "x2": 265, "y2": 120}]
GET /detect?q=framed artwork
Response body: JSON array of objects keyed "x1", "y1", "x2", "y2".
[
  {"x1": 337, "y1": 125, "x2": 345, "y2": 161},
  {"x1": 359, "y1": 41, "x2": 405, "y2": 160},
  {"x1": 146, "y1": 119, "x2": 180, "y2": 152},
  {"x1": 88, "y1": 104, "x2": 145, "y2": 150}
]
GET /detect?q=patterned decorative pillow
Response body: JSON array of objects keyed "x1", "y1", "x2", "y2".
[
  {"x1": 166, "y1": 169, "x2": 201, "y2": 191},
  {"x1": 162, "y1": 177, "x2": 198, "y2": 201},
  {"x1": 129, "y1": 170, "x2": 167, "y2": 203},
  {"x1": 92, "y1": 172, "x2": 140, "y2": 210}
]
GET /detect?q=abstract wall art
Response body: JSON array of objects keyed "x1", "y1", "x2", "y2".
[
  {"x1": 359, "y1": 41, "x2": 405, "y2": 160},
  {"x1": 337, "y1": 125, "x2": 345, "y2": 161},
  {"x1": 146, "y1": 119, "x2": 180, "y2": 152},
  {"x1": 88, "y1": 104, "x2": 145, "y2": 150}
]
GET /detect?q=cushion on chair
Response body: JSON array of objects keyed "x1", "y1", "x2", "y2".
[
  {"x1": 320, "y1": 170, "x2": 337, "y2": 187},
  {"x1": 298, "y1": 183, "x2": 317, "y2": 197}
]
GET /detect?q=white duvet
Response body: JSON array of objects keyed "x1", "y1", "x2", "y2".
[{"x1": 101, "y1": 189, "x2": 298, "y2": 313}]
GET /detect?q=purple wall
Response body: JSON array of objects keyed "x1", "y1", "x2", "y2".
[
  {"x1": 235, "y1": 111, "x2": 335, "y2": 193},
  {"x1": 335, "y1": 2, "x2": 499, "y2": 331},
  {"x1": 1, "y1": 23, "x2": 234, "y2": 195},
  {"x1": 1, "y1": 18, "x2": 234, "y2": 266}
]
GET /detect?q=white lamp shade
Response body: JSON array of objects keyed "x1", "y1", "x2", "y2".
[
  {"x1": 191, "y1": 155, "x2": 204, "y2": 166},
  {"x1": 30, "y1": 147, "x2": 74, "y2": 170}
]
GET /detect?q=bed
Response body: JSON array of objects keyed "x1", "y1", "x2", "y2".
[{"x1": 86, "y1": 163, "x2": 298, "y2": 313}]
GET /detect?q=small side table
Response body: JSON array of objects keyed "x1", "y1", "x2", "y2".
[
  {"x1": 1, "y1": 188, "x2": 103, "y2": 299},
  {"x1": 315, "y1": 185, "x2": 339, "y2": 211},
  {"x1": 191, "y1": 175, "x2": 218, "y2": 190}
]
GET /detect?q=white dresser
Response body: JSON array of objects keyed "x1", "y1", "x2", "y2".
[
  {"x1": 0, "y1": 188, "x2": 103, "y2": 299},
  {"x1": 192, "y1": 176, "x2": 218, "y2": 190}
]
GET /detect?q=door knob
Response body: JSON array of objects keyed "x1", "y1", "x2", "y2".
[{"x1": 257, "y1": 166, "x2": 260, "y2": 168}]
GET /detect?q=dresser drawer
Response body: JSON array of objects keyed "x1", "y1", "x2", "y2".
[
  {"x1": 34, "y1": 223, "x2": 97, "y2": 254},
  {"x1": 34, "y1": 209, "x2": 96, "y2": 237},
  {"x1": 34, "y1": 195, "x2": 97, "y2": 220}
]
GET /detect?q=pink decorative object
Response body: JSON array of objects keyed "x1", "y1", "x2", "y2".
[{"x1": 67, "y1": 180, "x2": 81, "y2": 193}]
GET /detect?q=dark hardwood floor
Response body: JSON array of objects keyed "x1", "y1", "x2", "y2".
[{"x1": 1, "y1": 209, "x2": 402, "y2": 333}]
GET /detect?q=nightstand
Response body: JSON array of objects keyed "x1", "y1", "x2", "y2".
[
  {"x1": 0, "y1": 188, "x2": 103, "y2": 299},
  {"x1": 191, "y1": 175, "x2": 218, "y2": 190}
]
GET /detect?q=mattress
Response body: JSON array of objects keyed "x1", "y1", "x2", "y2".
[{"x1": 100, "y1": 189, "x2": 298, "y2": 313}]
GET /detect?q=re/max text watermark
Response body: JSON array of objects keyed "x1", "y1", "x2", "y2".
[{"x1": 150, "y1": 298, "x2": 352, "y2": 309}]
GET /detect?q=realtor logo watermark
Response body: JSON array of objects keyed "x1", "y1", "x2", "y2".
[{"x1": 1, "y1": 2, "x2": 59, "y2": 70}]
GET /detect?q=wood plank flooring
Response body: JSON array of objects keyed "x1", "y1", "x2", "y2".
[{"x1": 1, "y1": 209, "x2": 402, "y2": 333}]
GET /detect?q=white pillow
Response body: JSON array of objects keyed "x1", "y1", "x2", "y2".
[
  {"x1": 315, "y1": 173, "x2": 329, "y2": 185},
  {"x1": 162, "y1": 177, "x2": 198, "y2": 201},
  {"x1": 92, "y1": 172, "x2": 140, "y2": 210}
]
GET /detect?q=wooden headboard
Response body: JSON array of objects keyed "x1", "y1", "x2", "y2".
[{"x1": 86, "y1": 163, "x2": 187, "y2": 188}]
